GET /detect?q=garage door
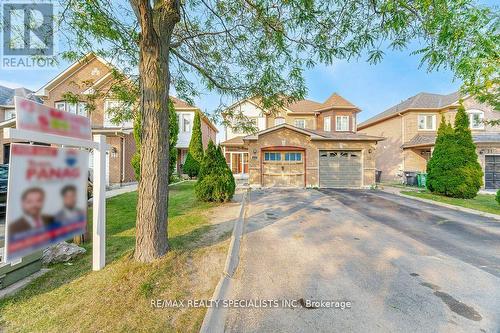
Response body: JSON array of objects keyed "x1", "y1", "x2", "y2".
[
  {"x1": 485, "y1": 155, "x2": 500, "y2": 189},
  {"x1": 262, "y1": 151, "x2": 304, "y2": 187},
  {"x1": 319, "y1": 151, "x2": 362, "y2": 188}
]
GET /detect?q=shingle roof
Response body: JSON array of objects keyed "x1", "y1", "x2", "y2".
[
  {"x1": 0, "y1": 85, "x2": 42, "y2": 106},
  {"x1": 401, "y1": 133, "x2": 500, "y2": 148},
  {"x1": 220, "y1": 136, "x2": 245, "y2": 146},
  {"x1": 359, "y1": 91, "x2": 461, "y2": 129},
  {"x1": 285, "y1": 99, "x2": 323, "y2": 113},
  {"x1": 321, "y1": 93, "x2": 357, "y2": 109},
  {"x1": 285, "y1": 93, "x2": 359, "y2": 113},
  {"x1": 170, "y1": 96, "x2": 196, "y2": 109}
]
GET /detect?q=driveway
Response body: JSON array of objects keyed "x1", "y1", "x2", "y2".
[{"x1": 224, "y1": 189, "x2": 500, "y2": 333}]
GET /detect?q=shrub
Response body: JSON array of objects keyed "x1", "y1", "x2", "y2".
[
  {"x1": 183, "y1": 111, "x2": 204, "y2": 177},
  {"x1": 183, "y1": 151, "x2": 200, "y2": 178},
  {"x1": 195, "y1": 140, "x2": 235, "y2": 202},
  {"x1": 496, "y1": 189, "x2": 500, "y2": 205},
  {"x1": 427, "y1": 105, "x2": 483, "y2": 199}
]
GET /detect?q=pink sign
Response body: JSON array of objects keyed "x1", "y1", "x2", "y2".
[{"x1": 15, "y1": 97, "x2": 91, "y2": 140}]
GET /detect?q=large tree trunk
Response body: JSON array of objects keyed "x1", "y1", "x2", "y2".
[{"x1": 132, "y1": 0, "x2": 180, "y2": 262}]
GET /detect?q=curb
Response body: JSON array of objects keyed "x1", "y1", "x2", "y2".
[
  {"x1": 380, "y1": 188, "x2": 500, "y2": 221},
  {"x1": 199, "y1": 188, "x2": 249, "y2": 333}
]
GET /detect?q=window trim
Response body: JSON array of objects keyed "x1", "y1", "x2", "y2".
[
  {"x1": 417, "y1": 114, "x2": 437, "y2": 131},
  {"x1": 294, "y1": 118, "x2": 306, "y2": 129},
  {"x1": 274, "y1": 117, "x2": 285, "y2": 126},
  {"x1": 324, "y1": 116, "x2": 331, "y2": 132},
  {"x1": 467, "y1": 109, "x2": 485, "y2": 130},
  {"x1": 335, "y1": 116, "x2": 349, "y2": 131},
  {"x1": 55, "y1": 101, "x2": 66, "y2": 111}
]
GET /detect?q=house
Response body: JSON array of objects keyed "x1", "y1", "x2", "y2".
[
  {"x1": 220, "y1": 94, "x2": 384, "y2": 188},
  {"x1": 358, "y1": 92, "x2": 500, "y2": 189},
  {"x1": 0, "y1": 53, "x2": 217, "y2": 185}
]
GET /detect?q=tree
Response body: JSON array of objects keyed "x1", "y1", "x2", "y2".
[
  {"x1": 132, "y1": 99, "x2": 179, "y2": 182},
  {"x1": 195, "y1": 141, "x2": 235, "y2": 202},
  {"x1": 60, "y1": 0, "x2": 498, "y2": 262},
  {"x1": 427, "y1": 107, "x2": 483, "y2": 198},
  {"x1": 183, "y1": 111, "x2": 204, "y2": 177}
]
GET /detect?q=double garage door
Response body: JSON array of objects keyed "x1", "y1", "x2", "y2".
[
  {"x1": 262, "y1": 150, "x2": 362, "y2": 188},
  {"x1": 319, "y1": 150, "x2": 362, "y2": 188}
]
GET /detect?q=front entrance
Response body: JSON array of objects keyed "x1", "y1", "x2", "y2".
[
  {"x1": 319, "y1": 150, "x2": 362, "y2": 188},
  {"x1": 262, "y1": 150, "x2": 304, "y2": 187},
  {"x1": 485, "y1": 155, "x2": 500, "y2": 189},
  {"x1": 225, "y1": 151, "x2": 249, "y2": 179}
]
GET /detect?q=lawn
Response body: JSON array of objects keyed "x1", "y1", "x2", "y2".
[
  {"x1": 0, "y1": 181, "x2": 232, "y2": 332},
  {"x1": 401, "y1": 190, "x2": 500, "y2": 215}
]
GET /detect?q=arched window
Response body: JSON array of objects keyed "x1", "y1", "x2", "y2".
[{"x1": 466, "y1": 109, "x2": 485, "y2": 130}]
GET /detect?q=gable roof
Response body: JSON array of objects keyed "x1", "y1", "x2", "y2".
[
  {"x1": 0, "y1": 85, "x2": 42, "y2": 106},
  {"x1": 243, "y1": 123, "x2": 383, "y2": 141},
  {"x1": 359, "y1": 91, "x2": 461, "y2": 129},
  {"x1": 170, "y1": 96, "x2": 197, "y2": 110}
]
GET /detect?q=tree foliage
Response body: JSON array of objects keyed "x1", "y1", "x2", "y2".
[
  {"x1": 427, "y1": 107, "x2": 483, "y2": 198},
  {"x1": 132, "y1": 99, "x2": 179, "y2": 182},
  {"x1": 195, "y1": 141, "x2": 235, "y2": 202},
  {"x1": 183, "y1": 111, "x2": 204, "y2": 177}
]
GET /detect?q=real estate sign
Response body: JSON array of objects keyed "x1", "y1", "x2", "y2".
[
  {"x1": 4, "y1": 144, "x2": 89, "y2": 261},
  {"x1": 15, "y1": 97, "x2": 91, "y2": 140}
]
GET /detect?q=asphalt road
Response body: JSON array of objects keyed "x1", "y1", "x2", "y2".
[{"x1": 224, "y1": 188, "x2": 500, "y2": 333}]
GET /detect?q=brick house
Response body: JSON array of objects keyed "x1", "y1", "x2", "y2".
[
  {"x1": 358, "y1": 92, "x2": 500, "y2": 189},
  {"x1": 0, "y1": 53, "x2": 217, "y2": 185},
  {"x1": 221, "y1": 94, "x2": 384, "y2": 188}
]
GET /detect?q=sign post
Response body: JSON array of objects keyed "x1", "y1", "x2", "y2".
[
  {"x1": 92, "y1": 135, "x2": 106, "y2": 271},
  {"x1": 1, "y1": 97, "x2": 109, "y2": 271}
]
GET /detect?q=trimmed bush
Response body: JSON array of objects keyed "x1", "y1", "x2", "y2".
[
  {"x1": 183, "y1": 111, "x2": 204, "y2": 177},
  {"x1": 195, "y1": 140, "x2": 235, "y2": 202},
  {"x1": 427, "y1": 105, "x2": 483, "y2": 199}
]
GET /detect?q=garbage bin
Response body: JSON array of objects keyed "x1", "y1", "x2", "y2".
[
  {"x1": 417, "y1": 173, "x2": 427, "y2": 187},
  {"x1": 404, "y1": 171, "x2": 418, "y2": 186},
  {"x1": 375, "y1": 170, "x2": 382, "y2": 183}
]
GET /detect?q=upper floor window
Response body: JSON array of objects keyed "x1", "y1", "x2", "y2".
[
  {"x1": 467, "y1": 110, "x2": 484, "y2": 130},
  {"x1": 336, "y1": 116, "x2": 349, "y2": 131},
  {"x1": 178, "y1": 113, "x2": 192, "y2": 132},
  {"x1": 54, "y1": 101, "x2": 88, "y2": 117},
  {"x1": 418, "y1": 114, "x2": 436, "y2": 130},
  {"x1": 274, "y1": 117, "x2": 285, "y2": 126},
  {"x1": 4, "y1": 109, "x2": 15, "y2": 120},
  {"x1": 324, "y1": 116, "x2": 331, "y2": 131},
  {"x1": 104, "y1": 100, "x2": 132, "y2": 127},
  {"x1": 294, "y1": 119, "x2": 306, "y2": 129}
]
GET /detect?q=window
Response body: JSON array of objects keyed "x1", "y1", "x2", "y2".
[
  {"x1": 467, "y1": 110, "x2": 484, "y2": 129},
  {"x1": 294, "y1": 119, "x2": 306, "y2": 129},
  {"x1": 285, "y1": 152, "x2": 302, "y2": 161},
  {"x1": 78, "y1": 102, "x2": 88, "y2": 117},
  {"x1": 324, "y1": 116, "x2": 331, "y2": 131},
  {"x1": 179, "y1": 113, "x2": 192, "y2": 132},
  {"x1": 4, "y1": 109, "x2": 15, "y2": 120},
  {"x1": 336, "y1": 116, "x2": 349, "y2": 131},
  {"x1": 67, "y1": 103, "x2": 77, "y2": 114},
  {"x1": 418, "y1": 114, "x2": 436, "y2": 130},
  {"x1": 55, "y1": 102, "x2": 66, "y2": 111},
  {"x1": 274, "y1": 117, "x2": 285, "y2": 126},
  {"x1": 264, "y1": 152, "x2": 281, "y2": 161},
  {"x1": 104, "y1": 100, "x2": 133, "y2": 127}
]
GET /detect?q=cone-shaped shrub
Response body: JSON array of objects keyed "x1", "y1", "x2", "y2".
[
  {"x1": 183, "y1": 111, "x2": 204, "y2": 177},
  {"x1": 183, "y1": 151, "x2": 200, "y2": 178},
  {"x1": 427, "y1": 105, "x2": 483, "y2": 198},
  {"x1": 195, "y1": 141, "x2": 235, "y2": 202}
]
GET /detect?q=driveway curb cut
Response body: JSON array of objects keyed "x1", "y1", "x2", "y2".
[
  {"x1": 382, "y1": 189, "x2": 500, "y2": 221},
  {"x1": 199, "y1": 188, "x2": 249, "y2": 333}
]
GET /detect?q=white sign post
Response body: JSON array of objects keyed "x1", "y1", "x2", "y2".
[{"x1": 2, "y1": 97, "x2": 109, "y2": 271}]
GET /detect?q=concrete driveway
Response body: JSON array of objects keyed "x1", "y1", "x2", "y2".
[{"x1": 224, "y1": 189, "x2": 500, "y2": 333}]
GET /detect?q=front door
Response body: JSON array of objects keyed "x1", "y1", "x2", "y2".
[{"x1": 485, "y1": 155, "x2": 500, "y2": 189}]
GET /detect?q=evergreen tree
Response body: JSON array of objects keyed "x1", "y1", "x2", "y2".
[
  {"x1": 195, "y1": 141, "x2": 235, "y2": 202},
  {"x1": 183, "y1": 111, "x2": 204, "y2": 177},
  {"x1": 427, "y1": 106, "x2": 483, "y2": 198},
  {"x1": 132, "y1": 99, "x2": 179, "y2": 182}
]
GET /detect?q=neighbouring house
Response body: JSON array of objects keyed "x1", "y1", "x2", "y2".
[
  {"x1": 358, "y1": 92, "x2": 500, "y2": 189},
  {"x1": 0, "y1": 53, "x2": 217, "y2": 186},
  {"x1": 220, "y1": 94, "x2": 384, "y2": 188}
]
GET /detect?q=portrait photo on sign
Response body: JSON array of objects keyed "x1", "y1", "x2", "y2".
[{"x1": 4, "y1": 144, "x2": 89, "y2": 262}]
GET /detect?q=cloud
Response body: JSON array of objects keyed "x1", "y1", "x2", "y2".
[{"x1": 0, "y1": 80, "x2": 26, "y2": 89}]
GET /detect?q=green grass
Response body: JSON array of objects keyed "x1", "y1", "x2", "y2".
[
  {"x1": 0, "y1": 181, "x2": 231, "y2": 333},
  {"x1": 401, "y1": 190, "x2": 500, "y2": 215}
]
